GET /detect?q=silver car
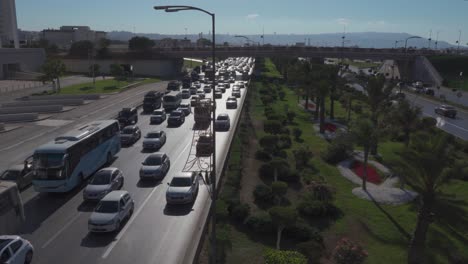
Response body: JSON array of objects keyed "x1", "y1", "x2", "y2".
[
  {"x1": 226, "y1": 96, "x2": 238, "y2": 109},
  {"x1": 88, "y1": 191, "x2": 134, "y2": 233},
  {"x1": 232, "y1": 87, "x2": 241, "y2": 98},
  {"x1": 166, "y1": 172, "x2": 200, "y2": 204},
  {"x1": 142, "y1": 131, "x2": 167, "y2": 150},
  {"x1": 0, "y1": 235, "x2": 34, "y2": 264},
  {"x1": 83, "y1": 168, "x2": 124, "y2": 201},
  {"x1": 150, "y1": 109, "x2": 166, "y2": 124},
  {"x1": 178, "y1": 103, "x2": 192, "y2": 116},
  {"x1": 139, "y1": 153, "x2": 171, "y2": 180}
]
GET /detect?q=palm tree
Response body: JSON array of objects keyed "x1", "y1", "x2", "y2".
[
  {"x1": 317, "y1": 80, "x2": 329, "y2": 134},
  {"x1": 388, "y1": 100, "x2": 422, "y2": 147},
  {"x1": 351, "y1": 118, "x2": 377, "y2": 191},
  {"x1": 393, "y1": 132, "x2": 453, "y2": 264},
  {"x1": 363, "y1": 76, "x2": 393, "y2": 154},
  {"x1": 323, "y1": 65, "x2": 340, "y2": 120}
]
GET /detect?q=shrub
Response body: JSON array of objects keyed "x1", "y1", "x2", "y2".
[
  {"x1": 245, "y1": 211, "x2": 274, "y2": 233},
  {"x1": 261, "y1": 95, "x2": 275, "y2": 105},
  {"x1": 352, "y1": 103, "x2": 363, "y2": 114},
  {"x1": 419, "y1": 116, "x2": 437, "y2": 130},
  {"x1": 259, "y1": 159, "x2": 291, "y2": 180},
  {"x1": 278, "y1": 90, "x2": 286, "y2": 100},
  {"x1": 283, "y1": 220, "x2": 322, "y2": 243},
  {"x1": 307, "y1": 181, "x2": 335, "y2": 202},
  {"x1": 293, "y1": 128, "x2": 302, "y2": 141},
  {"x1": 281, "y1": 169, "x2": 300, "y2": 182},
  {"x1": 280, "y1": 127, "x2": 290, "y2": 135},
  {"x1": 259, "y1": 135, "x2": 279, "y2": 151},
  {"x1": 216, "y1": 223, "x2": 232, "y2": 264},
  {"x1": 271, "y1": 181, "x2": 288, "y2": 204},
  {"x1": 286, "y1": 111, "x2": 296, "y2": 123},
  {"x1": 321, "y1": 133, "x2": 353, "y2": 164},
  {"x1": 273, "y1": 150, "x2": 288, "y2": 159},
  {"x1": 297, "y1": 192, "x2": 340, "y2": 217},
  {"x1": 263, "y1": 249, "x2": 307, "y2": 264},
  {"x1": 259, "y1": 88, "x2": 270, "y2": 95},
  {"x1": 255, "y1": 149, "x2": 272, "y2": 162},
  {"x1": 253, "y1": 184, "x2": 274, "y2": 204},
  {"x1": 296, "y1": 240, "x2": 325, "y2": 262},
  {"x1": 333, "y1": 237, "x2": 368, "y2": 264},
  {"x1": 278, "y1": 135, "x2": 292, "y2": 149},
  {"x1": 293, "y1": 146, "x2": 313, "y2": 169},
  {"x1": 216, "y1": 199, "x2": 229, "y2": 222},
  {"x1": 264, "y1": 120, "x2": 283, "y2": 134},
  {"x1": 230, "y1": 203, "x2": 250, "y2": 222},
  {"x1": 225, "y1": 170, "x2": 241, "y2": 188}
]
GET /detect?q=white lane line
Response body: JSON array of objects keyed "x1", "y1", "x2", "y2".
[
  {"x1": 102, "y1": 142, "x2": 191, "y2": 259},
  {"x1": 423, "y1": 112, "x2": 468, "y2": 132},
  {"x1": 0, "y1": 127, "x2": 61, "y2": 152},
  {"x1": 41, "y1": 212, "x2": 83, "y2": 249}
]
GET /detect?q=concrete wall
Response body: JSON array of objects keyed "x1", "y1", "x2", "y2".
[
  {"x1": 0, "y1": 105, "x2": 63, "y2": 114},
  {"x1": 0, "y1": 113, "x2": 38, "y2": 123},
  {"x1": 412, "y1": 56, "x2": 443, "y2": 86},
  {"x1": 62, "y1": 59, "x2": 181, "y2": 77},
  {"x1": 0, "y1": 48, "x2": 46, "y2": 79}
]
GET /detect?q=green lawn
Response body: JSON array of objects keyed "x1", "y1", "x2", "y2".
[
  {"x1": 58, "y1": 78, "x2": 160, "y2": 95},
  {"x1": 221, "y1": 58, "x2": 468, "y2": 264},
  {"x1": 261, "y1": 58, "x2": 283, "y2": 79}
]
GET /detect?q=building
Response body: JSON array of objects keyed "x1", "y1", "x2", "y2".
[
  {"x1": 42, "y1": 26, "x2": 107, "y2": 49},
  {"x1": 0, "y1": 0, "x2": 19, "y2": 48}
]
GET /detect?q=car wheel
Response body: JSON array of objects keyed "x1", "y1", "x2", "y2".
[
  {"x1": 24, "y1": 250, "x2": 33, "y2": 264},
  {"x1": 115, "y1": 220, "x2": 121, "y2": 232}
]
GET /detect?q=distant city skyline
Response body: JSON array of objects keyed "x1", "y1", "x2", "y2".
[{"x1": 15, "y1": 0, "x2": 468, "y2": 45}]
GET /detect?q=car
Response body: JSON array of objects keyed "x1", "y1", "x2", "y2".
[
  {"x1": 392, "y1": 91, "x2": 406, "y2": 100},
  {"x1": 196, "y1": 132, "x2": 213, "y2": 156},
  {"x1": 226, "y1": 96, "x2": 238, "y2": 109},
  {"x1": 193, "y1": 81, "x2": 201, "y2": 88},
  {"x1": 83, "y1": 168, "x2": 124, "y2": 201},
  {"x1": 215, "y1": 114, "x2": 231, "y2": 131},
  {"x1": 214, "y1": 89, "x2": 223, "y2": 99},
  {"x1": 217, "y1": 85, "x2": 226, "y2": 93},
  {"x1": 238, "y1": 83, "x2": 246, "y2": 89},
  {"x1": 167, "y1": 109, "x2": 186, "y2": 126},
  {"x1": 166, "y1": 172, "x2": 201, "y2": 205},
  {"x1": 0, "y1": 158, "x2": 33, "y2": 190},
  {"x1": 190, "y1": 95, "x2": 200, "y2": 107},
  {"x1": 142, "y1": 131, "x2": 167, "y2": 150},
  {"x1": 196, "y1": 90, "x2": 206, "y2": 98},
  {"x1": 189, "y1": 86, "x2": 198, "y2": 95},
  {"x1": 203, "y1": 85, "x2": 212, "y2": 93},
  {"x1": 120, "y1": 125, "x2": 141, "y2": 145},
  {"x1": 0, "y1": 235, "x2": 34, "y2": 264},
  {"x1": 232, "y1": 87, "x2": 241, "y2": 98},
  {"x1": 222, "y1": 83, "x2": 230, "y2": 89},
  {"x1": 434, "y1": 105, "x2": 457, "y2": 118},
  {"x1": 139, "y1": 153, "x2": 170, "y2": 180},
  {"x1": 424, "y1": 88, "x2": 435, "y2": 96},
  {"x1": 229, "y1": 77, "x2": 235, "y2": 83},
  {"x1": 150, "y1": 109, "x2": 166, "y2": 124},
  {"x1": 88, "y1": 191, "x2": 134, "y2": 233},
  {"x1": 178, "y1": 103, "x2": 192, "y2": 116},
  {"x1": 181, "y1": 89, "x2": 191, "y2": 99},
  {"x1": 117, "y1": 107, "x2": 138, "y2": 127}
]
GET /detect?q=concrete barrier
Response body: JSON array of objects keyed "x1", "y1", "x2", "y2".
[
  {"x1": 21, "y1": 94, "x2": 101, "y2": 101},
  {"x1": 0, "y1": 105, "x2": 63, "y2": 114},
  {"x1": 0, "y1": 113, "x2": 38, "y2": 123},
  {"x1": 2, "y1": 99, "x2": 84, "y2": 107},
  {"x1": 0, "y1": 123, "x2": 4, "y2": 131}
]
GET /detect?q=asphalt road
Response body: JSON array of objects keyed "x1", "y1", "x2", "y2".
[{"x1": 1, "y1": 61, "x2": 252, "y2": 264}]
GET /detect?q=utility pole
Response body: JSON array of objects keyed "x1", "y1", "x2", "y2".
[
  {"x1": 435, "y1": 31, "x2": 441, "y2": 50},
  {"x1": 457, "y1": 30, "x2": 462, "y2": 54},
  {"x1": 428, "y1": 29, "x2": 432, "y2": 49}
]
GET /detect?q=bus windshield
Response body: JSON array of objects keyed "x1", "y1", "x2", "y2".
[{"x1": 34, "y1": 153, "x2": 65, "y2": 169}]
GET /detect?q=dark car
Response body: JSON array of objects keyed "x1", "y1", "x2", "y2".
[
  {"x1": 226, "y1": 96, "x2": 238, "y2": 109},
  {"x1": 196, "y1": 133, "x2": 213, "y2": 156},
  {"x1": 167, "y1": 80, "x2": 181, "y2": 92},
  {"x1": 214, "y1": 89, "x2": 223, "y2": 99},
  {"x1": 168, "y1": 109, "x2": 186, "y2": 126},
  {"x1": 117, "y1": 107, "x2": 138, "y2": 127},
  {"x1": 434, "y1": 105, "x2": 457, "y2": 118},
  {"x1": 0, "y1": 158, "x2": 33, "y2": 190},
  {"x1": 424, "y1": 88, "x2": 435, "y2": 96},
  {"x1": 120, "y1": 125, "x2": 141, "y2": 145}
]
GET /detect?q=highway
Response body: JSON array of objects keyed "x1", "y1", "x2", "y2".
[{"x1": 1, "y1": 58, "x2": 253, "y2": 264}]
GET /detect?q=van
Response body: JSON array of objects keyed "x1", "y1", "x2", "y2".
[{"x1": 163, "y1": 91, "x2": 182, "y2": 110}]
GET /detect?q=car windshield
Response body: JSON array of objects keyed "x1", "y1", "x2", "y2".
[
  {"x1": 170, "y1": 177, "x2": 192, "y2": 187},
  {"x1": 144, "y1": 156, "x2": 162, "y2": 165},
  {"x1": 181, "y1": 104, "x2": 190, "y2": 108},
  {"x1": 217, "y1": 115, "x2": 229, "y2": 120},
  {"x1": 95, "y1": 201, "x2": 119, "y2": 213},
  {"x1": 90, "y1": 171, "x2": 111, "y2": 185},
  {"x1": 118, "y1": 111, "x2": 132, "y2": 117},
  {"x1": 153, "y1": 110, "x2": 164, "y2": 115},
  {"x1": 0, "y1": 239, "x2": 13, "y2": 251},
  {"x1": 122, "y1": 128, "x2": 134, "y2": 134},
  {"x1": 34, "y1": 153, "x2": 64, "y2": 169},
  {"x1": 0, "y1": 170, "x2": 20, "y2": 181},
  {"x1": 146, "y1": 132, "x2": 160, "y2": 138},
  {"x1": 171, "y1": 112, "x2": 182, "y2": 117}
]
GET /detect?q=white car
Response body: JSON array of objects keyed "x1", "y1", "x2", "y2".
[
  {"x1": 166, "y1": 172, "x2": 200, "y2": 204},
  {"x1": 142, "y1": 131, "x2": 167, "y2": 150},
  {"x1": 0, "y1": 236, "x2": 34, "y2": 264},
  {"x1": 88, "y1": 191, "x2": 134, "y2": 233},
  {"x1": 139, "y1": 153, "x2": 171, "y2": 180},
  {"x1": 83, "y1": 168, "x2": 124, "y2": 201}
]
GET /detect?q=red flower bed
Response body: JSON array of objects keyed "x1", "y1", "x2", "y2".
[
  {"x1": 324, "y1": 123, "x2": 337, "y2": 132},
  {"x1": 303, "y1": 102, "x2": 316, "y2": 111},
  {"x1": 351, "y1": 161, "x2": 382, "y2": 184}
]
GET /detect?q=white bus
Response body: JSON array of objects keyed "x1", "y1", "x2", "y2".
[
  {"x1": 32, "y1": 120, "x2": 121, "y2": 193},
  {"x1": 163, "y1": 91, "x2": 182, "y2": 110},
  {"x1": 0, "y1": 181, "x2": 24, "y2": 234}
]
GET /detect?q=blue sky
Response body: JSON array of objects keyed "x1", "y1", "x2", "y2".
[{"x1": 16, "y1": 0, "x2": 468, "y2": 44}]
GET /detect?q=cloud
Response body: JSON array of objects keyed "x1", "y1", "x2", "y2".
[
  {"x1": 246, "y1": 14, "x2": 259, "y2": 20},
  {"x1": 336, "y1": 18, "x2": 351, "y2": 26}
]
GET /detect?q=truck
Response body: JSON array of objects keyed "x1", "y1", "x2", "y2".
[
  {"x1": 117, "y1": 107, "x2": 138, "y2": 127},
  {"x1": 182, "y1": 75, "x2": 192, "y2": 88},
  {"x1": 194, "y1": 98, "x2": 213, "y2": 125},
  {"x1": 143, "y1": 91, "x2": 163, "y2": 113}
]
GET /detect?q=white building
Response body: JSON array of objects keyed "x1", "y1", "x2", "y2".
[
  {"x1": 42, "y1": 26, "x2": 107, "y2": 49},
  {"x1": 0, "y1": 0, "x2": 19, "y2": 48}
]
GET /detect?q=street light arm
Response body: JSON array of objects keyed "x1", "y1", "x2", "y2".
[{"x1": 153, "y1": 5, "x2": 213, "y2": 16}]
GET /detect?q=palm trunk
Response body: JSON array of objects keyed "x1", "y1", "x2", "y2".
[
  {"x1": 314, "y1": 96, "x2": 319, "y2": 120},
  {"x1": 408, "y1": 195, "x2": 434, "y2": 264},
  {"x1": 319, "y1": 96, "x2": 326, "y2": 133},
  {"x1": 305, "y1": 88, "x2": 309, "y2": 110},
  {"x1": 274, "y1": 168, "x2": 278, "y2": 182},
  {"x1": 276, "y1": 226, "x2": 284, "y2": 249},
  {"x1": 57, "y1": 77, "x2": 61, "y2": 92},
  {"x1": 404, "y1": 129, "x2": 410, "y2": 147},
  {"x1": 347, "y1": 98, "x2": 352, "y2": 124},
  {"x1": 363, "y1": 147, "x2": 369, "y2": 191},
  {"x1": 370, "y1": 116, "x2": 378, "y2": 155},
  {"x1": 330, "y1": 94, "x2": 335, "y2": 120}
]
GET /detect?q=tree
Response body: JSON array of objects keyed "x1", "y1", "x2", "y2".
[
  {"x1": 128, "y1": 36, "x2": 155, "y2": 51},
  {"x1": 88, "y1": 64, "x2": 100, "y2": 85},
  {"x1": 293, "y1": 146, "x2": 312, "y2": 169},
  {"x1": 351, "y1": 118, "x2": 377, "y2": 191},
  {"x1": 269, "y1": 206, "x2": 298, "y2": 249},
  {"x1": 287, "y1": 61, "x2": 315, "y2": 111},
  {"x1": 110, "y1": 63, "x2": 124, "y2": 80},
  {"x1": 270, "y1": 158, "x2": 290, "y2": 182},
  {"x1": 271, "y1": 181, "x2": 288, "y2": 205},
  {"x1": 323, "y1": 65, "x2": 340, "y2": 120},
  {"x1": 69, "y1": 40, "x2": 94, "y2": 57},
  {"x1": 41, "y1": 59, "x2": 66, "y2": 92},
  {"x1": 263, "y1": 249, "x2": 307, "y2": 264},
  {"x1": 388, "y1": 100, "x2": 422, "y2": 147},
  {"x1": 96, "y1": 38, "x2": 111, "y2": 58},
  {"x1": 317, "y1": 80, "x2": 330, "y2": 134},
  {"x1": 393, "y1": 132, "x2": 454, "y2": 264}
]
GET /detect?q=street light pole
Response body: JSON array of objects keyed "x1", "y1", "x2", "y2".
[
  {"x1": 154, "y1": 6, "x2": 217, "y2": 264},
  {"x1": 394, "y1": 40, "x2": 399, "y2": 49},
  {"x1": 457, "y1": 30, "x2": 462, "y2": 54},
  {"x1": 405, "y1": 36, "x2": 422, "y2": 53}
]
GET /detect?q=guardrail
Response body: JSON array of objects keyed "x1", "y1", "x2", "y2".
[
  {"x1": 19, "y1": 94, "x2": 101, "y2": 101},
  {"x1": 2, "y1": 99, "x2": 84, "y2": 107},
  {"x1": 0, "y1": 113, "x2": 39, "y2": 123},
  {"x1": 0, "y1": 105, "x2": 63, "y2": 115}
]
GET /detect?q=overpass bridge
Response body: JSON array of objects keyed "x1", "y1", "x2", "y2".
[{"x1": 151, "y1": 46, "x2": 438, "y2": 60}]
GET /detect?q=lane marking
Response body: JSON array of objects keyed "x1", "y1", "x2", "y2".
[
  {"x1": 101, "y1": 142, "x2": 191, "y2": 259},
  {"x1": 41, "y1": 212, "x2": 83, "y2": 249},
  {"x1": 423, "y1": 112, "x2": 468, "y2": 132}
]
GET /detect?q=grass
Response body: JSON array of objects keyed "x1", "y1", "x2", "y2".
[
  {"x1": 261, "y1": 58, "x2": 283, "y2": 79},
  {"x1": 221, "y1": 58, "x2": 468, "y2": 264},
  {"x1": 57, "y1": 78, "x2": 160, "y2": 95},
  {"x1": 428, "y1": 55, "x2": 468, "y2": 91}
]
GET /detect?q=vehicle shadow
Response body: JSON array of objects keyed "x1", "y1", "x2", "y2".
[
  {"x1": 77, "y1": 200, "x2": 97, "y2": 212},
  {"x1": 80, "y1": 230, "x2": 118, "y2": 248},
  {"x1": 163, "y1": 203, "x2": 194, "y2": 216},
  {"x1": 136, "y1": 179, "x2": 161, "y2": 188}
]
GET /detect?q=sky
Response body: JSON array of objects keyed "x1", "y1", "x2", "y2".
[{"x1": 16, "y1": 0, "x2": 468, "y2": 44}]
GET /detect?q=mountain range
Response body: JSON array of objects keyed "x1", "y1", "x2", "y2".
[{"x1": 107, "y1": 31, "x2": 464, "y2": 49}]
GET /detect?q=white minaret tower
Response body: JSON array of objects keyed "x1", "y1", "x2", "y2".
[{"x1": 0, "y1": 0, "x2": 19, "y2": 48}]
